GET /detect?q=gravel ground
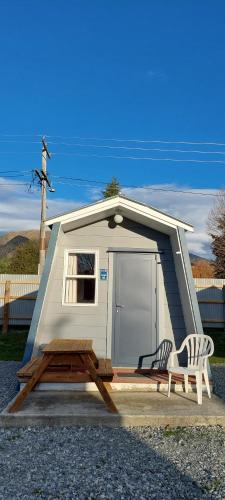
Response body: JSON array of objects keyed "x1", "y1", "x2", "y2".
[
  {"x1": 0, "y1": 425, "x2": 225, "y2": 499},
  {"x1": 211, "y1": 365, "x2": 225, "y2": 402},
  {"x1": 0, "y1": 361, "x2": 21, "y2": 412},
  {"x1": 0, "y1": 362, "x2": 225, "y2": 499}
]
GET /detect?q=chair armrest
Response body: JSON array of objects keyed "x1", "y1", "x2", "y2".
[
  {"x1": 168, "y1": 349, "x2": 183, "y2": 368},
  {"x1": 138, "y1": 351, "x2": 158, "y2": 369},
  {"x1": 202, "y1": 346, "x2": 214, "y2": 358},
  {"x1": 201, "y1": 351, "x2": 214, "y2": 368},
  {"x1": 168, "y1": 337, "x2": 189, "y2": 368}
]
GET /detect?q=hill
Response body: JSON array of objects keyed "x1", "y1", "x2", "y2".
[
  {"x1": 0, "y1": 230, "x2": 46, "y2": 274},
  {"x1": 0, "y1": 236, "x2": 29, "y2": 258},
  {"x1": 0, "y1": 230, "x2": 40, "y2": 247},
  {"x1": 0, "y1": 231, "x2": 212, "y2": 264},
  {"x1": 0, "y1": 230, "x2": 50, "y2": 258}
]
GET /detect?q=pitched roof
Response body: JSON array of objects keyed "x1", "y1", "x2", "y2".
[{"x1": 45, "y1": 194, "x2": 194, "y2": 233}]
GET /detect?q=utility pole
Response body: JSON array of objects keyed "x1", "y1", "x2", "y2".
[{"x1": 34, "y1": 137, "x2": 54, "y2": 274}]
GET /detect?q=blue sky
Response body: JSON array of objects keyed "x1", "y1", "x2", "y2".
[{"x1": 0, "y1": 1, "x2": 225, "y2": 255}]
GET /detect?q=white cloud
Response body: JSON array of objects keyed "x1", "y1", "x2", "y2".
[
  {"x1": 0, "y1": 178, "x2": 81, "y2": 232},
  {"x1": 186, "y1": 232, "x2": 211, "y2": 257},
  {"x1": 122, "y1": 184, "x2": 217, "y2": 257},
  {"x1": 0, "y1": 178, "x2": 216, "y2": 258}
]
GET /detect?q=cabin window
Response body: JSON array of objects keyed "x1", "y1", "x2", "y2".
[{"x1": 63, "y1": 250, "x2": 98, "y2": 305}]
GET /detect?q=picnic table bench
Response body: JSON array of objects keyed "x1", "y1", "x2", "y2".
[{"x1": 9, "y1": 339, "x2": 117, "y2": 414}]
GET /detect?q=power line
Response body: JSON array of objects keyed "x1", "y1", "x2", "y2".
[
  {"x1": 0, "y1": 170, "x2": 34, "y2": 179},
  {"x1": 1, "y1": 137, "x2": 219, "y2": 155},
  {"x1": 0, "y1": 133, "x2": 225, "y2": 147},
  {"x1": 1, "y1": 139, "x2": 225, "y2": 158},
  {"x1": 44, "y1": 134, "x2": 225, "y2": 147},
  {"x1": 0, "y1": 136, "x2": 224, "y2": 164},
  {"x1": 51, "y1": 151, "x2": 225, "y2": 164},
  {"x1": 0, "y1": 183, "x2": 30, "y2": 186},
  {"x1": 56, "y1": 180, "x2": 222, "y2": 197},
  {"x1": 0, "y1": 134, "x2": 42, "y2": 138},
  {"x1": 47, "y1": 141, "x2": 225, "y2": 156},
  {"x1": 52, "y1": 175, "x2": 222, "y2": 197},
  {"x1": 0, "y1": 151, "x2": 40, "y2": 154},
  {"x1": 0, "y1": 149, "x2": 225, "y2": 164},
  {"x1": 0, "y1": 174, "x2": 28, "y2": 178},
  {"x1": 0, "y1": 170, "x2": 28, "y2": 173},
  {"x1": 0, "y1": 171, "x2": 222, "y2": 198},
  {"x1": 0, "y1": 140, "x2": 41, "y2": 144}
]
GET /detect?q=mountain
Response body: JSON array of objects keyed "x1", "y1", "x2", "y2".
[
  {"x1": 0, "y1": 236, "x2": 29, "y2": 258},
  {"x1": 0, "y1": 230, "x2": 50, "y2": 259},
  {"x1": 0, "y1": 230, "x2": 212, "y2": 263},
  {"x1": 0, "y1": 230, "x2": 40, "y2": 247}
]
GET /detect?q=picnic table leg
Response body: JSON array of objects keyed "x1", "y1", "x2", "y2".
[
  {"x1": 8, "y1": 354, "x2": 54, "y2": 413},
  {"x1": 81, "y1": 354, "x2": 118, "y2": 413},
  {"x1": 104, "y1": 382, "x2": 112, "y2": 393}
]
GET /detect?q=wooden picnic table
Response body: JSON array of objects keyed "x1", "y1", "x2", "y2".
[{"x1": 9, "y1": 339, "x2": 117, "y2": 414}]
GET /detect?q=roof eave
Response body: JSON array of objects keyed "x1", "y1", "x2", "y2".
[{"x1": 45, "y1": 195, "x2": 194, "y2": 232}]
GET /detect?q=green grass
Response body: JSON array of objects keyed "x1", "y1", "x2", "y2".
[
  {"x1": 0, "y1": 327, "x2": 224, "y2": 363},
  {"x1": 204, "y1": 329, "x2": 225, "y2": 364},
  {"x1": 203, "y1": 479, "x2": 222, "y2": 493},
  {"x1": 0, "y1": 328, "x2": 29, "y2": 361},
  {"x1": 163, "y1": 427, "x2": 185, "y2": 439}
]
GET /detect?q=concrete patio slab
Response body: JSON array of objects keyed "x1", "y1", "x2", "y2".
[{"x1": 1, "y1": 390, "x2": 225, "y2": 427}]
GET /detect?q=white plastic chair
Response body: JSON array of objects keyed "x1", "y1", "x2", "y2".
[{"x1": 167, "y1": 334, "x2": 214, "y2": 404}]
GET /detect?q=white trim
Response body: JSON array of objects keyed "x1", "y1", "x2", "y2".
[
  {"x1": 31, "y1": 222, "x2": 61, "y2": 358},
  {"x1": 176, "y1": 231, "x2": 196, "y2": 330},
  {"x1": 62, "y1": 249, "x2": 99, "y2": 306},
  {"x1": 45, "y1": 196, "x2": 193, "y2": 232},
  {"x1": 177, "y1": 228, "x2": 203, "y2": 334}
]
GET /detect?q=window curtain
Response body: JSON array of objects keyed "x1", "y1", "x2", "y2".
[
  {"x1": 67, "y1": 253, "x2": 77, "y2": 275},
  {"x1": 65, "y1": 278, "x2": 77, "y2": 303},
  {"x1": 65, "y1": 253, "x2": 77, "y2": 303}
]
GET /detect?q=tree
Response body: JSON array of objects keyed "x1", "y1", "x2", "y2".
[
  {"x1": 208, "y1": 190, "x2": 225, "y2": 278},
  {"x1": 0, "y1": 257, "x2": 10, "y2": 273},
  {"x1": 102, "y1": 177, "x2": 120, "y2": 198},
  {"x1": 192, "y1": 260, "x2": 215, "y2": 278},
  {"x1": 8, "y1": 240, "x2": 39, "y2": 274}
]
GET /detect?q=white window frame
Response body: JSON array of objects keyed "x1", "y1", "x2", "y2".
[{"x1": 62, "y1": 249, "x2": 99, "y2": 306}]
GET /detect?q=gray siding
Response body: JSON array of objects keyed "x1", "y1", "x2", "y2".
[
  {"x1": 33, "y1": 217, "x2": 186, "y2": 360},
  {"x1": 159, "y1": 252, "x2": 186, "y2": 350}
]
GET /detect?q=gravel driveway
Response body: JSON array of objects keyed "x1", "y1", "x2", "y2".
[
  {"x1": 0, "y1": 362, "x2": 225, "y2": 499},
  {"x1": 0, "y1": 361, "x2": 21, "y2": 413}
]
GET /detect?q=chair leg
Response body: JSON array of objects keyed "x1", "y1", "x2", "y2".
[
  {"x1": 184, "y1": 374, "x2": 188, "y2": 394},
  {"x1": 168, "y1": 372, "x2": 172, "y2": 397},
  {"x1": 203, "y1": 369, "x2": 211, "y2": 399},
  {"x1": 195, "y1": 372, "x2": 202, "y2": 405}
]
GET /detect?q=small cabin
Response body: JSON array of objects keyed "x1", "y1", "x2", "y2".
[{"x1": 24, "y1": 195, "x2": 203, "y2": 368}]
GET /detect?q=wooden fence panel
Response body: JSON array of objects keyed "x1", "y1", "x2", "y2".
[
  {"x1": 0, "y1": 274, "x2": 40, "y2": 334},
  {"x1": 194, "y1": 278, "x2": 225, "y2": 328},
  {"x1": 0, "y1": 275, "x2": 225, "y2": 333}
]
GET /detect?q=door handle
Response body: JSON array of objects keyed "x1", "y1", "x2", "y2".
[{"x1": 116, "y1": 304, "x2": 125, "y2": 308}]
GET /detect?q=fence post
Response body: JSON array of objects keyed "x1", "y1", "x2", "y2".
[
  {"x1": 223, "y1": 285, "x2": 225, "y2": 326},
  {"x1": 2, "y1": 280, "x2": 11, "y2": 335}
]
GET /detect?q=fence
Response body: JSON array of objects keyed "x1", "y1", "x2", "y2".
[
  {"x1": 0, "y1": 274, "x2": 40, "y2": 334},
  {"x1": 0, "y1": 275, "x2": 224, "y2": 334},
  {"x1": 194, "y1": 278, "x2": 225, "y2": 328}
]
